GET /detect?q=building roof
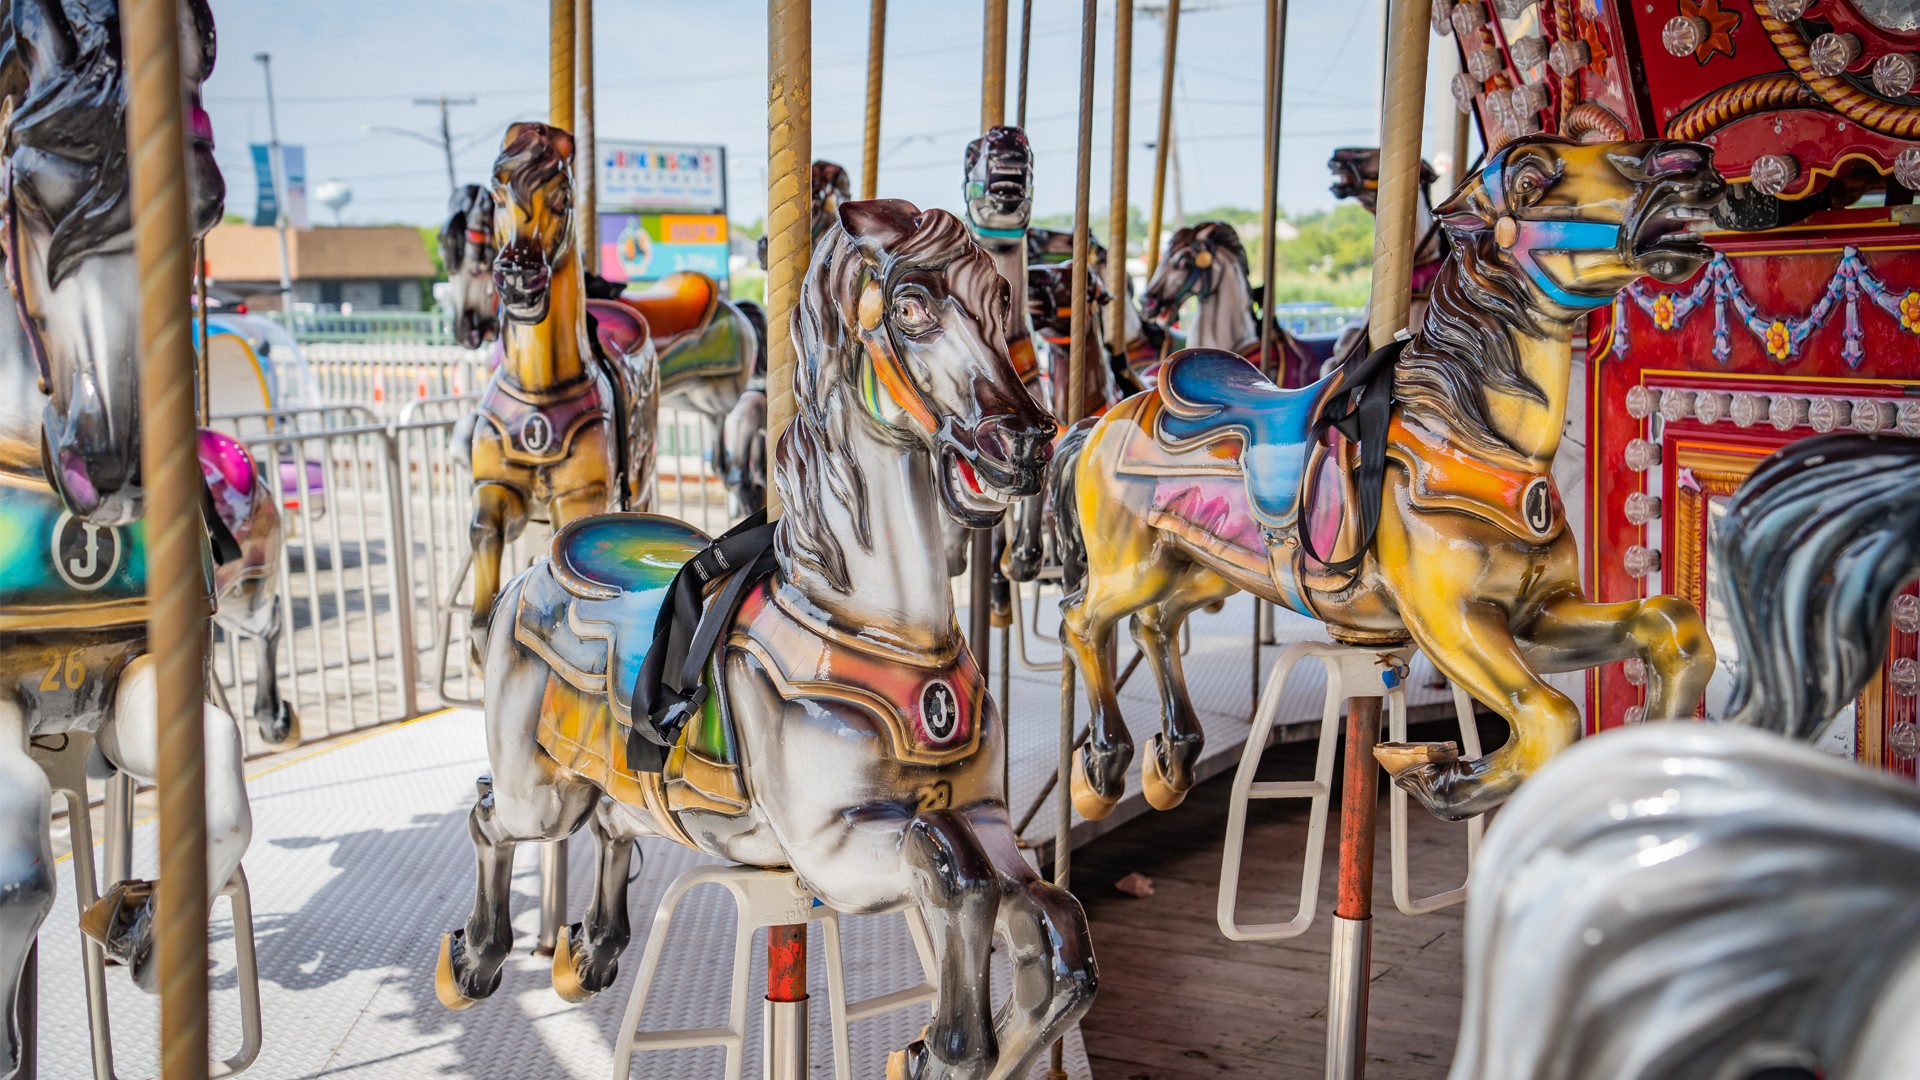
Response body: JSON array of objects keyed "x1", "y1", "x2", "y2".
[{"x1": 205, "y1": 223, "x2": 435, "y2": 282}]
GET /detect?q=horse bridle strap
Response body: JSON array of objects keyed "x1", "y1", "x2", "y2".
[{"x1": 1298, "y1": 337, "x2": 1406, "y2": 576}]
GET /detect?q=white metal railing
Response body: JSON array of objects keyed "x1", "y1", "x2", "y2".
[{"x1": 296, "y1": 341, "x2": 490, "y2": 413}]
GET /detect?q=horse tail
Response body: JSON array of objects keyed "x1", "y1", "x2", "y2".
[
  {"x1": 1713, "y1": 433, "x2": 1920, "y2": 740},
  {"x1": 1453, "y1": 722, "x2": 1920, "y2": 1080},
  {"x1": 736, "y1": 298, "x2": 770, "y2": 381},
  {"x1": 1049, "y1": 419, "x2": 1095, "y2": 597}
]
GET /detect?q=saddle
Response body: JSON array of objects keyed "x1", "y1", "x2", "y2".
[
  {"x1": 1156, "y1": 350, "x2": 1336, "y2": 530},
  {"x1": 623, "y1": 272, "x2": 749, "y2": 389},
  {"x1": 516, "y1": 514, "x2": 751, "y2": 818}
]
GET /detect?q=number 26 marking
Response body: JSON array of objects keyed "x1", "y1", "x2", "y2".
[{"x1": 38, "y1": 648, "x2": 87, "y2": 692}]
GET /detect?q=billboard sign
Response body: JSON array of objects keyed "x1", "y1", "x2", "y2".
[
  {"x1": 596, "y1": 141, "x2": 726, "y2": 212},
  {"x1": 599, "y1": 213, "x2": 730, "y2": 287}
]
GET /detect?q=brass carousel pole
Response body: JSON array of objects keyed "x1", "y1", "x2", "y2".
[
  {"x1": 1015, "y1": 0, "x2": 1034, "y2": 127},
  {"x1": 971, "y1": 0, "x2": 1008, "y2": 706},
  {"x1": 766, "y1": 1, "x2": 812, "y2": 1071},
  {"x1": 981, "y1": 0, "x2": 1008, "y2": 129},
  {"x1": 125, "y1": 0, "x2": 209, "y2": 1073},
  {"x1": 1143, "y1": 0, "x2": 1180, "y2": 279},
  {"x1": 1325, "y1": 2, "x2": 1431, "y2": 1075},
  {"x1": 1251, "y1": 0, "x2": 1289, "y2": 702},
  {"x1": 536, "y1": 0, "x2": 577, "y2": 961},
  {"x1": 577, "y1": 0, "x2": 597, "y2": 274},
  {"x1": 1054, "y1": 1, "x2": 1098, "y2": 1076},
  {"x1": 860, "y1": 0, "x2": 885, "y2": 200},
  {"x1": 1106, "y1": 0, "x2": 1133, "y2": 363}
]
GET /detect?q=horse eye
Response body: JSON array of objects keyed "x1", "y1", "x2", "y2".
[{"x1": 893, "y1": 296, "x2": 935, "y2": 331}]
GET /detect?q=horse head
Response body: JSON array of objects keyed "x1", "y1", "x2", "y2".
[
  {"x1": 809, "y1": 159, "x2": 850, "y2": 242},
  {"x1": 2, "y1": 0, "x2": 222, "y2": 526},
  {"x1": 1433, "y1": 135, "x2": 1722, "y2": 317},
  {"x1": 1138, "y1": 221, "x2": 1245, "y2": 327},
  {"x1": 488, "y1": 122, "x2": 576, "y2": 326},
  {"x1": 1327, "y1": 146, "x2": 1437, "y2": 213},
  {"x1": 963, "y1": 125, "x2": 1033, "y2": 237},
  {"x1": 440, "y1": 183, "x2": 499, "y2": 348},
  {"x1": 1027, "y1": 262, "x2": 1108, "y2": 346},
  {"x1": 781, "y1": 199, "x2": 1054, "y2": 587}
]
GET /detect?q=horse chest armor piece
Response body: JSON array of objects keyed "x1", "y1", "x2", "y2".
[
  {"x1": 1384, "y1": 416, "x2": 1564, "y2": 543},
  {"x1": 478, "y1": 375, "x2": 609, "y2": 466},
  {"x1": 730, "y1": 583, "x2": 984, "y2": 768}
]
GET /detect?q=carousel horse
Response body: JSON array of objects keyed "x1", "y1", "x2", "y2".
[
  {"x1": 0, "y1": 0, "x2": 254, "y2": 1048},
  {"x1": 714, "y1": 381, "x2": 766, "y2": 516},
  {"x1": 1050, "y1": 135, "x2": 1723, "y2": 822},
  {"x1": 756, "y1": 158, "x2": 851, "y2": 272},
  {"x1": 1136, "y1": 220, "x2": 1322, "y2": 390},
  {"x1": 202, "y1": 429, "x2": 299, "y2": 749},
  {"x1": 436, "y1": 200, "x2": 1096, "y2": 1080},
  {"x1": 1029, "y1": 226, "x2": 1177, "y2": 377},
  {"x1": 1327, "y1": 146, "x2": 1447, "y2": 372},
  {"x1": 1448, "y1": 433, "x2": 1920, "y2": 1080},
  {"x1": 466, "y1": 123, "x2": 659, "y2": 660}
]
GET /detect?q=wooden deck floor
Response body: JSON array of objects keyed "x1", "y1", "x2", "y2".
[{"x1": 1075, "y1": 726, "x2": 1488, "y2": 1079}]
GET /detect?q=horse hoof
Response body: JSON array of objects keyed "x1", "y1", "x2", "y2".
[
  {"x1": 1140, "y1": 740, "x2": 1190, "y2": 812},
  {"x1": 1374, "y1": 740, "x2": 1458, "y2": 778},
  {"x1": 436, "y1": 932, "x2": 485, "y2": 1011},
  {"x1": 886, "y1": 1039, "x2": 930, "y2": 1080},
  {"x1": 258, "y1": 702, "x2": 301, "y2": 751},
  {"x1": 80, "y1": 880, "x2": 157, "y2": 993},
  {"x1": 1385, "y1": 759, "x2": 1487, "y2": 823},
  {"x1": 1070, "y1": 748, "x2": 1120, "y2": 821},
  {"x1": 550, "y1": 924, "x2": 602, "y2": 1003}
]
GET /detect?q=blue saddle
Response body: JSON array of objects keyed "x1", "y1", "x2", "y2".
[
  {"x1": 532, "y1": 514, "x2": 713, "y2": 718},
  {"x1": 1157, "y1": 349, "x2": 1334, "y2": 529}
]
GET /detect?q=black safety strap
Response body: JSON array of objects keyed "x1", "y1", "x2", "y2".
[
  {"x1": 1298, "y1": 337, "x2": 1406, "y2": 576},
  {"x1": 628, "y1": 510, "x2": 780, "y2": 767}
]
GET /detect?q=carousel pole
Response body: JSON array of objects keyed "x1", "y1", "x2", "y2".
[
  {"x1": 1053, "y1": 2, "x2": 1098, "y2": 1077},
  {"x1": 125, "y1": 0, "x2": 210, "y2": 1074},
  {"x1": 576, "y1": 0, "x2": 597, "y2": 274},
  {"x1": 1251, "y1": 0, "x2": 1289, "y2": 702},
  {"x1": 1324, "y1": 2, "x2": 1432, "y2": 1077},
  {"x1": 1105, "y1": 0, "x2": 1133, "y2": 366},
  {"x1": 1015, "y1": 0, "x2": 1034, "y2": 128},
  {"x1": 1143, "y1": 0, "x2": 1180, "y2": 279},
  {"x1": 859, "y1": 0, "x2": 885, "y2": 200},
  {"x1": 536, "y1": 0, "x2": 577, "y2": 960},
  {"x1": 766, "y1": 2, "x2": 813, "y2": 1072},
  {"x1": 970, "y1": 0, "x2": 1008, "y2": 690}
]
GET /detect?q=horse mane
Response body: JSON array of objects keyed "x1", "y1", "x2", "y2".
[
  {"x1": 0, "y1": 0, "x2": 213, "y2": 286},
  {"x1": 494, "y1": 124, "x2": 572, "y2": 213},
  {"x1": 1454, "y1": 722, "x2": 1920, "y2": 1080},
  {"x1": 1713, "y1": 433, "x2": 1920, "y2": 738},
  {"x1": 1391, "y1": 226, "x2": 1550, "y2": 460},
  {"x1": 774, "y1": 205, "x2": 991, "y2": 592}
]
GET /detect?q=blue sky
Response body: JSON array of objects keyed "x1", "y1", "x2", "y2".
[{"x1": 203, "y1": 0, "x2": 1472, "y2": 228}]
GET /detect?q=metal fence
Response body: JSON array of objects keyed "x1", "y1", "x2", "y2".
[
  {"x1": 268, "y1": 310, "x2": 456, "y2": 344},
  {"x1": 296, "y1": 342, "x2": 490, "y2": 413}
]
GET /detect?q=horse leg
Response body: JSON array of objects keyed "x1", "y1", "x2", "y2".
[
  {"x1": 1514, "y1": 590, "x2": 1715, "y2": 722},
  {"x1": 92, "y1": 655, "x2": 254, "y2": 992},
  {"x1": 1129, "y1": 567, "x2": 1238, "y2": 810},
  {"x1": 1387, "y1": 598, "x2": 1581, "y2": 820},
  {"x1": 888, "y1": 809, "x2": 1000, "y2": 1080},
  {"x1": 964, "y1": 804, "x2": 1097, "y2": 1080},
  {"x1": 1060, "y1": 562, "x2": 1169, "y2": 820},
  {"x1": 550, "y1": 799, "x2": 643, "y2": 1003},
  {"x1": 250, "y1": 596, "x2": 297, "y2": 748},
  {"x1": 438, "y1": 622, "x2": 601, "y2": 1009},
  {"x1": 0, "y1": 696, "x2": 55, "y2": 1077},
  {"x1": 1005, "y1": 491, "x2": 1045, "y2": 584},
  {"x1": 468, "y1": 480, "x2": 526, "y2": 666}
]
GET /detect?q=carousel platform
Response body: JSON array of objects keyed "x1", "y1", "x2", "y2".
[{"x1": 31, "y1": 708, "x2": 1095, "y2": 1079}]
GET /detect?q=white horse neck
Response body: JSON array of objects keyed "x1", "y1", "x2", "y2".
[
  {"x1": 779, "y1": 416, "x2": 958, "y2": 658},
  {"x1": 1191, "y1": 262, "x2": 1258, "y2": 355}
]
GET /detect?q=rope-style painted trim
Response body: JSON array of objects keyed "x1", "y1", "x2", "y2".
[{"x1": 1665, "y1": 73, "x2": 1819, "y2": 141}]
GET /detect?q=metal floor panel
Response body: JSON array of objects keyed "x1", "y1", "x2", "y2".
[{"x1": 31, "y1": 710, "x2": 1092, "y2": 1079}]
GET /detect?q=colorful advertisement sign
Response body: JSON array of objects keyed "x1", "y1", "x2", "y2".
[
  {"x1": 249, "y1": 143, "x2": 308, "y2": 228},
  {"x1": 597, "y1": 141, "x2": 726, "y2": 212},
  {"x1": 600, "y1": 213, "x2": 731, "y2": 289}
]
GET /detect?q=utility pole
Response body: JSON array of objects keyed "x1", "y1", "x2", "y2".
[
  {"x1": 412, "y1": 95, "x2": 477, "y2": 192},
  {"x1": 254, "y1": 52, "x2": 294, "y2": 312}
]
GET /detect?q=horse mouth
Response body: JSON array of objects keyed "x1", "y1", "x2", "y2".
[
  {"x1": 1630, "y1": 202, "x2": 1715, "y2": 281},
  {"x1": 939, "y1": 447, "x2": 1010, "y2": 528},
  {"x1": 496, "y1": 274, "x2": 551, "y2": 322}
]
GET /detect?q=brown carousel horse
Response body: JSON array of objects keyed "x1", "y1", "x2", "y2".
[
  {"x1": 1051, "y1": 136, "x2": 1723, "y2": 821},
  {"x1": 1327, "y1": 146, "x2": 1447, "y2": 371},
  {"x1": 1028, "y1": 226, "x2": 1178, "y2": 378},
  {"x1": 466, "y1": 123, "x2": 658, "y2": 659},
  {"x1": 436, "y1": 200, "x2": 1094, "y2": 1080},
  {"x1": 1135, "y1": 220, "x2": 1322, "y2": 389}
]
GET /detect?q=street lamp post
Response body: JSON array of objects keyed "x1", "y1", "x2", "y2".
[{"x1": 253, "y1": 52, "x2": 295, "y2": 312}]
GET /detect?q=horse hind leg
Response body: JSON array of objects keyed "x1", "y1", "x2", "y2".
[
  {"x1": 467, "y1": 480, "x2": 527, "y2": 666},
  {"x1": 888, "y1": 809, "x2": 1000, "y2": 1080},
  {"x1": 0, "y1": 698, "x2": 55, "y2": 1076},
  {"x1": 1061, "y1": 552, "x2": 1173, "y2": 821},
  {"x1": 1130, "y1": 567, "x2": 1239, "y2": 811},
  {"x1": 250, "y1": 596, "x2": 298, "y2": 749},
  {"x1": 550, "y1": 799, "x2": 643, "y2": 1003}
]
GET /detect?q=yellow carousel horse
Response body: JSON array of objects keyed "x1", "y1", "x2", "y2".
[{"x1": 1052, "y1": 136, "x2": 1723, "y2": 821}]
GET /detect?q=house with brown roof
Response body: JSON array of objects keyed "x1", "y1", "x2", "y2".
[{"x1": 204, "y1": 223, "x2": 436, "y2": 312}]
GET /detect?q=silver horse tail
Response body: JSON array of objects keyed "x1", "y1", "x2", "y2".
[
  {"x1": 1451, "y1": 724, "x2": 1920, "y2": 1080},
  {"x1": 1047, "y1": 418, "x2": 1095, "y2": 596},
  {"x1": 1713, "y1": 433, "x2": 1920, "y2": 739}
]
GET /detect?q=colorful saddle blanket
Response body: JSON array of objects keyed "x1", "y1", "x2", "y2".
[
  {"x1": 624, "y1": 272, "x2": 749, "y2": 390},
  {"x1": 1156, "y1": 349, "x2": 1335, "y2": 530}
]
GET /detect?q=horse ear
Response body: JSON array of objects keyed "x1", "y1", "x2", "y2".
[
  {"x1": 839, "y1": 198, "x2": 919, "y2": 258},
  {"x1": 1434, "y1": 177, "x2": 1492, "y2": 235},
  {"x1": 549, "y1": 127, "x2": 576, "y2": 165}
]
